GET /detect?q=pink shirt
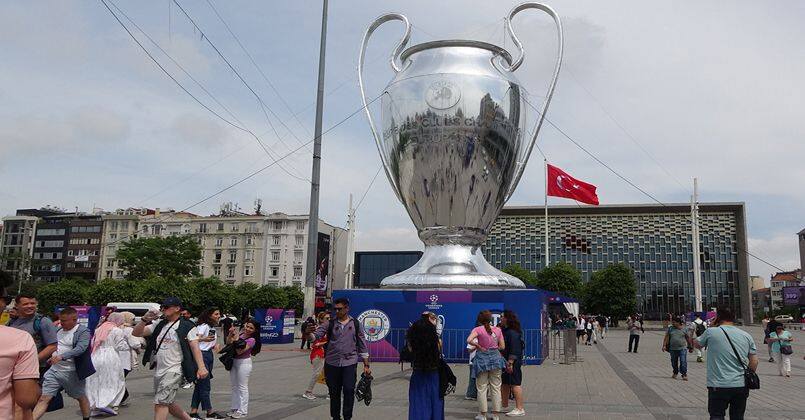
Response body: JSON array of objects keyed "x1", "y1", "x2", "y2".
[
  {"x1": 472, "y1": 325, "x2": 502, "y2": 350},
  {"x1": 0, "y1": 326, "x2": 40, "y2": 419}
]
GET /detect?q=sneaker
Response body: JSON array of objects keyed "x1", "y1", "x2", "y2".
[
  {"x1": 181, "y1": 381, "x2": 194, "y2": 389},
  {"x1": 506, "y1": 408, "x2": 526, "y2": 417},
  {"x1": 229, "y1": 411, "x2": 247, "y2": 419},
  {"x1": 190, "y1": 414, "x2": 203, "y2": 420},
  {"x1": 464, "y1": 395, "x2": 477, "y2": 400},
  {"x1": 769, "y1": 357, "x2": 774, "y2": 362},
  {"x1": 206, "y1": 412, "x2": 227, "y2": 419},
  {"x1": 301, "y1": 392, "x2": 317, "y2": 400},
  {"x1": 696, "y1": 357, "x2": 703, "y2": 363},
  {"x1": 672, "y1": 374, "x2": 677, "y2": 379},
  {"x1": 474, "y1": 415, "x2": 486, "y2": 420},
  {"x1": 682, "y1": 375, "x2": 688, "y2": 381}
]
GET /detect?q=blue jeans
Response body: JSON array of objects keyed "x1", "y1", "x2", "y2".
[
  {"x1": 670, "y1": 349, "x2": 687, "y2": 376},
  {"x1": 465, "y1": 365, "x2": 477, "y2": 398},
  {"x1": 191, "y1": 350, "x2": 214, "y2": 411}
]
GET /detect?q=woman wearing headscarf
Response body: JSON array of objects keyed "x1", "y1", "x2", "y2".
[
  {"x1": 86, "y1": 312, "x2": 127, "y2": 416},
  {"x1": 118, "y1": 311, "x2": 144, "y2": 408}
]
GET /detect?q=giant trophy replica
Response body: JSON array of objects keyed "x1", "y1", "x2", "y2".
[{"x1": 359, "y1": 2, "x2": 563, "y2": 289}]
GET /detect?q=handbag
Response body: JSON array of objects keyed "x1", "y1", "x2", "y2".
[
  {"x1": 437, "y1": 358, "x2": 457, "y2": 399},
  {"x1": 720, "y1": 327, "x2": 759, "y2": 390},
  {"x1": 780, "y1": 342, "x2": 793, "y2": 355}
]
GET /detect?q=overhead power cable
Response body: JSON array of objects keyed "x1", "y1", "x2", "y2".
[
  {"x1": 102, "y1": 0, "x2": 308, "y2": 181},
  {"x1": 521, "y1": 96, "x2": 800, "y2": 280}
]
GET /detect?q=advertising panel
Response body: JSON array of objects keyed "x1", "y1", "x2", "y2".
[
  {"x1": 253, "y1": 308, "x2": 295, "y2": 344},
  {"x1": 315, "y1": 232, "x2": 330, "y2": 299},
  {"x1": 334, "y1": 289, "x2": 549, "y2": 365},
  {"x1": 782, "y1": 286, "x2": 804, "y2": 306}
]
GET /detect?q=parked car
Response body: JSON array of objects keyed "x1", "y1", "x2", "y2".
[
  {"x1": 774, "y1": 314, "x2": 794, "y2": 323},
  {"x1": 107, "y1": 302, "x2": 160, "y2": 323}
]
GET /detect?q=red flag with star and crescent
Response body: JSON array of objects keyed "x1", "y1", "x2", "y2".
[{"x1": 546, "y1": 164, "x2": 599, "y2": 205}]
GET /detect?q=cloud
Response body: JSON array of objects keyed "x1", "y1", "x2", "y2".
[
  {"x1": 170, "y1": 113, "x2": 227, "y2": 146},
  {"x1": 748, "y1": 234, "x2": 801, "y2": 281},
  {"x1": 356, "y1": 227, "x2": 422, "y2": 252},
  {"x1": 0, "y1": 107, "x2": 129, "y2": 160}
]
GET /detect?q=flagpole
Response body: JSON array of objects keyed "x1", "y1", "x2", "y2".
[{"x1": 544, "y1": 159, "x2": 549, "y2": 268}]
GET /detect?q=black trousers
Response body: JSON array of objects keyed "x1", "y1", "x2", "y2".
[
  {"x1": 324, "y1": 363, "x2": 358, "y2": 420},
  {"x1": 628, "y1": 335, "x2": 640, "y2": 352},
  {"x1": 300, "y1": 337, "x2": 311, "y2": 349},
  {"x1": 707, "y1": 387, "x2": 748, "y2": 420}
]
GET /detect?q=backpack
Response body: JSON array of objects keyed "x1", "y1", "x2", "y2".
[
  {"x1": 695, "y1": 322, "x2": 706, "y2": 337},
  {"x1": 324, "y1": 318, "x2": 361, "y2": 355}
]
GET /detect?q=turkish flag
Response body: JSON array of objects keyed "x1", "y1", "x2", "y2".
[{"x1": 546, "y1": 164, "x2": 599, "y2": 205}]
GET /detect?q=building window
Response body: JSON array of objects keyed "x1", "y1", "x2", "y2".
[
  {"x1": 232, "y1": 223, "x2": 239, "y2": 232},
  {"x1": 214, "y1": 251, "x2": 222, "y2": 263},
  {"x1": 296, "y1": 221, "x2": 305, "y2": 231},
  {"x1": 293, "y1": 267, "x2": 302, "y2": 277},
  {"x1": 271, "y1": 251, "x2": 280, "y2": 262},
  {"x1": 106, "y1": 270, "x2": 113, "y2": 278},
  {"x1": 106, "y1": 259, "x2": 115, "y2": 267},
  {"x1": 244, "y1": 266, "x2": 253, "y2": 276},
  {"x1": 245, "y1": 250, "x2": 254, "y2": 261},
  {"x1": 246, "y1": 222, "x2": 257, "y2": 233},
  {"x1": 295, "y1": 235, "x2": 304, "y2": 246},
  {"x1": 229, "y1": 251, "x2": 237, "y2": 263},
  {"x1": 227, "y1": 266, "x2": 236, "y2": 278},
  {"x1": 294, "y1": 251, "x2": 303, "y2": 263},
  {"x1": 214, "y1": 266, "x2": 221, "y2": 276},
  {"x1": 198, "y1": 223, "x2": 207, "y2": 233},
  {"x1": 142, "y1": 225, "x2": 149, "y2": 233},
  {"x1": 230, "y1": 237, "x2": 238, "y2": 247},
  {"x1": 36, "y1": 240, "x2": 64, "y2": 248},
  {"x1": 217, "y1": 223, "x2": 225, "y2": 232},
  {"x1": 37, "y1": 228, "x2": 65, "y2": 236},
  {"x1": 215, "y1": 237, "x2": 223, "y2": 247},
  {"x1": 109, "y1": 233, "x2": 117, "y2": 240},
  {"x1": 121, "y1": 221, "x2": 129, "y2": 230},
  {"x1": 70, "y1": 226, "x2": 101, "y2": 233},
  {"x1": 273, "y1": 221, "x2": 283, "y2": 231},
  {"x1": 246, "y1": 236, "x2": 254, "y2": 246},
  {"x1": 270, "y1": 266, "x2": 279, "y2": 277},
  {"x1": 152, "y1": 225, "x2": 162, "y2": 235},
  {"x1": 272, "y1": 236, "x2": 280, "y2": 245},
  {"x1": 110, "y1": 221, "x2": 118, "y2": 231}
]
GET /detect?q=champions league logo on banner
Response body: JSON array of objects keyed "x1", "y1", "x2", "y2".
[
  {"x1": 357, "y1": 309, "x2": 391, "y2": 342},
  {"x1": 426, "y1": 294, "x2": 442, "y2": 310},
  {"x1": 264, "y1": 314, "x2": 274, "y2": 328}
]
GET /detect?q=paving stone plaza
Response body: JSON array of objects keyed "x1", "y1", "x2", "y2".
[{"x1": 48, "y1": 327, "x2": 804, "y2": 420}]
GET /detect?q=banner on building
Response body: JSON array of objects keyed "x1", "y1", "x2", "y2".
[
  {"x1": 253, "y1": 308, "x2": 295, "y2": 344},
  {"x1": 782, "y1": 286, "x2": 804, "y2": 306},
  {"x1": 315, "y1": 232, "x2": 330, "y2": 299}
]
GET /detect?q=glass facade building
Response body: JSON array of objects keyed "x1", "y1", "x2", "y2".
[
  {"x1": 482, "y1": 203, "x2": 751, "y2": 321},
  {"x1": 353, "y1": 251, "x2": 423, "y2": 289}
]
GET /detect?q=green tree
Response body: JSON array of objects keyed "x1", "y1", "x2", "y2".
[
  {"x1": 502, "y1": 264, "x2": 537, "y2": 287},
  {"x1": 86, "y1": 279, "x2": 139, "y2": 306},
  {"x1": 281, "y1": 286, "x2": 304, "y2": 316},
  {"x1": 182, "y1": 276, "x2": 235, "y2": 314},
  {"x1": 230, "y1": 282, "x2": 260, "y2": 315},
  {"x1": 134, "y1": 275, "x2": 187, "y2": 304},
  {"x1": 583, "y1": 263, "x2": 637, "y2": 319},
  {"x1": 535, "y1": 261, "x2": 583, "y2": 298},
  {"x1": 249, "y1": 286, "x2": 289, "y2": 310},
  {"x1": 36, "y1": 278, "x2": 90, "y2": 315},
  {"x1": 0, "y1": 270, "x2": 13, "y2": 289},
  {"x1": 116, "y1": 235, "x2": 202, "y2": 280}
]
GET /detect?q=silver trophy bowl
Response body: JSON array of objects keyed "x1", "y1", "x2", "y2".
[{"x1": 358, "y1": 3, "x2": 563, "y2": 289}]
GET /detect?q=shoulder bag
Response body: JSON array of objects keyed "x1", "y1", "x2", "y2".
[{"x1": 720, "y1": 327, "x2": 759, "y2": 390}]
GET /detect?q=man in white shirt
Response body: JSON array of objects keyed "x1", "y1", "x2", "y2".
[
  {"x1": 133, "y1": 297, "x2": 207, "y2": 420},
  {"x1": 33, "y1": 307, "x2": 92, "y2": 420}
]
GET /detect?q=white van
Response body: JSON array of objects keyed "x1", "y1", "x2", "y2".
[{"x1": 107, "y1": 302, "x2": 160, "y2": 323}]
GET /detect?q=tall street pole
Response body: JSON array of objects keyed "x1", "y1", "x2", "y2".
[
  {"x1": 304, "y1": 0, "x2": 328, "y2": 319},
  {"x1": 691, "y1": 177, "x2": 703, "y2": 312}
]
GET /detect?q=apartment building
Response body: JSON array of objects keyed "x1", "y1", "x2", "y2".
[
  {"x1": 0, "y1": 215, "x2": 39, "y2": 285},
  {"x1": 770, "y1": 269, "x2": 802, "y2": 310},
  {"x1": 99, "y1": 208, "x2": 152, "y2": 280}
]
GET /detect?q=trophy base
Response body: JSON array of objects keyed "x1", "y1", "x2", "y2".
[{"x1": 380, "y1": 244, "x2": 525, "y2": 289}]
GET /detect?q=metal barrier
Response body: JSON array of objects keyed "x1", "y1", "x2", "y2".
[{"x1": 548, "y1": 329, "x2": 579, "y2": 364}]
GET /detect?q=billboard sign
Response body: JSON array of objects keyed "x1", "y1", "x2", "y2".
[
  {"x1": 782, "y1": 286, "x2": 804, "y2": 306},
  {"x1": 253, "y1": 308, "x2": 295, "y2": 344},
  {"x1": 315, "y1": 232, "x2": 330, "y2": 298}
]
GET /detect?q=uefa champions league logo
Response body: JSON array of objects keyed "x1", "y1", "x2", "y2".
[
  {"x1": 430, "y1": 294, "x2": 438, "y2": 304},
  {"x1": 426, "y1": 294, "x2": 442, "y2": 310},
  {"x1": 264, "y1": 314, "x2": 274, "y2": 328}
]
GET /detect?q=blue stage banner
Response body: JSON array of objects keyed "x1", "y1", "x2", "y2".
[
  {"x1": 334, "y1": 289, "x2": 551, "y2": 365},
  {"x1": 253, "y1": 308, "x2": 295, "y2": 344}
]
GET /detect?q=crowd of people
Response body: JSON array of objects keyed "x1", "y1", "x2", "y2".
[{"x1": 0, "y1": 286, "x2": 799, "y2": 420}]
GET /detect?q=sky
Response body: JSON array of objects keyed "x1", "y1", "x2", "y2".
[{"x1": 1, "y1": 1, "x2": 803, "y2": 283}]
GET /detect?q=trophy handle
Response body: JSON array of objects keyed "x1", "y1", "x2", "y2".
[
  {"x1": 358, "y1": 13, "x2": 412, "y2": 203},
  {"x1": 501, "y1": 2, "x2": 564, "y2": 201}
]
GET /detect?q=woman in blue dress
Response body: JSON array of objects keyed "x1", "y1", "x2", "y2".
[{"x1": 406, "y1": 312, "x2": 444, "y2": 420}]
